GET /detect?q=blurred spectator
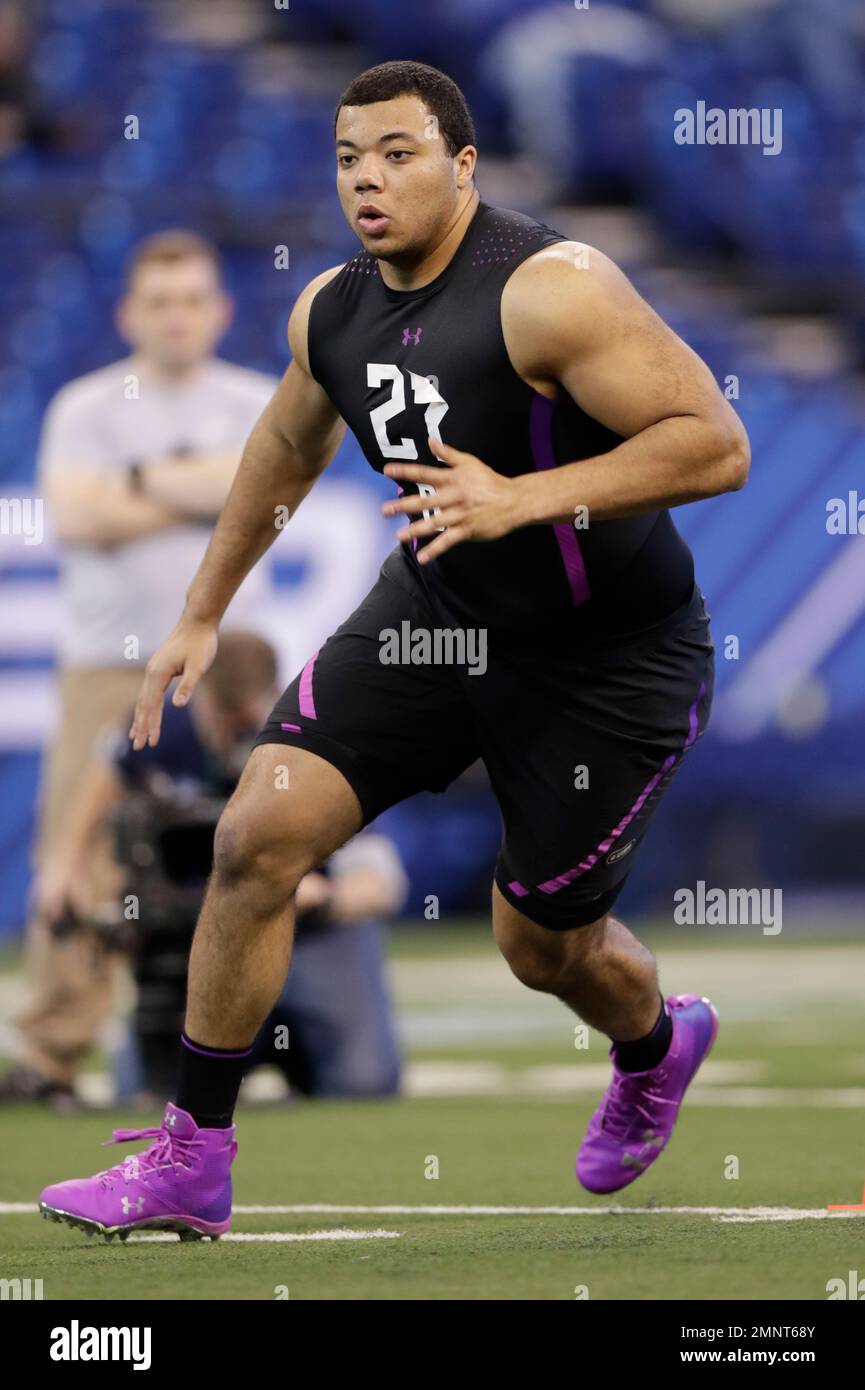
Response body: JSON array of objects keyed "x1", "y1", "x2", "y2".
[
  {"x1": 28, "y1": 630, "x2": 405, "y2": 1107},
  {"x1": 481, "y1": 2, "x2": 669, "y2": 198},
  {"x1": 655, "y1": 0, "x2": 865, "y2": 120},
  {"x1": 3, "y1": 231, "x2": 276, "y2": 1105},
  {"x1": 0, "y1": 0, "x2": 55, "y2": 156}
]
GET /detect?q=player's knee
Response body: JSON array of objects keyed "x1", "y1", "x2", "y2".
[
  {"x1": 212, "y1": 814, "x2": 271, "y2": 890},
  {"x1": 212, "y1": 806, "x2": 309, "y2": 899},
  {"x1": 500, "y1": 936, "x2": 566, "y2": 994},
  {"x1": 497, "y1": 911, "x2": 611, "y2": 994}
]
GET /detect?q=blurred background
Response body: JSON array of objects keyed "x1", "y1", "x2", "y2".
[{"x1": 0, "y1": 0, "x2": 864, "y2": 1107}]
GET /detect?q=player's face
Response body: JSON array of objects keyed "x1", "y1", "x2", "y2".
[
  {"x1": 117, "y1": 258, "x2": 232, "y2": 373},
  {"x1": 335, "y1": 95, "x2": 463, "y2": 260}
]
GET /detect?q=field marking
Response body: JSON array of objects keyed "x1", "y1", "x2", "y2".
[
  {"x1": 405, "y1": 1059, "x2": 766, "y2": 1097},
  {"x1": 716, "y1": 1213, "x2": 857, "y2": 1224},
  {"x1": 65, "y1": 1067, "x2": 865, "y2": 1108},
  {"x1": 3, "y1": 1200, "x2": 863, "y2": 1223},
  {"x1": 129, "y1": 1228, "x2": 402, "y2": 1243},
  {"x1": 685, "y1": 1087, "x2": 865, "y2": 1108},
  {"x1": 234, "y1": 1204, "x2": 863, "y2": 1221}
]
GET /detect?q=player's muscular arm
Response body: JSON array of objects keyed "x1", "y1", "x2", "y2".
[
  {"x1": 502, "y1": 243, "x2": 750, "y2": 525},
  {"x1": 129, "y1": 267, "x2": 346, "y2": 749},
  {"x1": 181, "y1": 270, "x2": 346, "y2": 627},
  {"x1": 383, "y1": 243, "x2": 749, "y2": 562}
]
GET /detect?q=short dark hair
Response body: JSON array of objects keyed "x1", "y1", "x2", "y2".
[{"x1": 334, "y1": 60, "x2": 476, "y2": 164}]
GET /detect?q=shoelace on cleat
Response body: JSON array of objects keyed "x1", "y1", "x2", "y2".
[
  {"x1": 600, "y1": 1071, "x2": 676, "y2": 1142},
  {"x1": 600, "y1": 1005, "x2": 689, "y2": 1142},
  {"x1": 95, "y1": 1126, "x2": 204, "y2": 1190}
]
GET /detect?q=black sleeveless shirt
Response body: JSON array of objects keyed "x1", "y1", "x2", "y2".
[{"x1": 307, "y1": 198, "x2": 694, "y2": 640}]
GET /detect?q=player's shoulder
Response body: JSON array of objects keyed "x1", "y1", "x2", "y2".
[
  {"x1": 504, "y1": 237, "x2": 622, "y2": 300},
  {"x1": 499, "y1": 234, "x2": 639, "y2": 379},
  {"x1": 287, "y1": 262, "x2": 345, "y2": 373},
  {"x1": 475, "y1": 201, "x2": 620, "y2": 307},
  {"x1": 501, "y1": 237, "x2": 633, "y2": 337}
]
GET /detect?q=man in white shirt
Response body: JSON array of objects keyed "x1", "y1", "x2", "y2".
[{"x1": 4, "y1": 230, "x2": 276, "y2": 1106}]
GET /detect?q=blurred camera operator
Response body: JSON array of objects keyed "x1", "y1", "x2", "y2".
[
  {"x1": 4, "y1": 230, "x2": 276, "y2": 1105},
  {"x1": 32, "y1": 630, "x2": 405, "y2": 1107}
]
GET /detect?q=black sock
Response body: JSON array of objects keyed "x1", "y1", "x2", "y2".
[
  {"x1": 612, "y1": 996, "x2": 672, "y2": 1073},
  {"x1": 175, "y1": 1032, "x2": 254, "y2": 1129}
]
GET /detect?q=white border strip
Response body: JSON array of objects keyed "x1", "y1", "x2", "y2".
[
  {"x1": 130, "y1": 1228, "x2": 402, "y2": 1243},
  {"x1": 6, "y1": 1202, "x2": 859, "y2": 1219},
  {"x1": 4, "y1": 1202, "x2": 862, "y2": 1222}
]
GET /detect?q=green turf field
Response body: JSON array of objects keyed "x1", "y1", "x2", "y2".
[{"x1": 2, "y1": 923, "x2": 864, "y2": 1300}]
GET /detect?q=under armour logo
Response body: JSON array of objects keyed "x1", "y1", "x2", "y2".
[
  {"x1": 401, "y1": 326, "x2": 422, "y2": 346},
  {"x1": 121, "y1": 1196, "x2": 145, "y2": 1215},
  {"x1": 641, "y1": 1131, "x2": 665, "y2": 1149},
  {"x1": 621, "y1": 1153, "x2": 648, "y2": 1171},
  {"x1": 165, "y1": 1112, "x2": 176, "y2": 1128}
]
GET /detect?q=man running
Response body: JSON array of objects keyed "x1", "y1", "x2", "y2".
[{"x1": 39, "y1": 60, "x2": 749, "y2": 1241}]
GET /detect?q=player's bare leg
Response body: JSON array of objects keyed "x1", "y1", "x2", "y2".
[
  {"x1": 492, "y1": 883, "x2": 718, "y2": 1193},
  {"x1": 39, "y1": 745, "x2": 362, "y2": 1240},
  {"x1": 492, "y1": 883, "x2": 661, "y2": 1038},
  {"x1": 184, "y1": 743, "x2": 363, "y2": 1048}
]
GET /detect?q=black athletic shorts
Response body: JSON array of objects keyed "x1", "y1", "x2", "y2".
[{"x1": 251, "y1": 549, "x2": 714, "y2": 930}]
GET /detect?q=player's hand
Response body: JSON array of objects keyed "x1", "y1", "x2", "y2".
[
  {"x1": 382, "y1": 436, "x2": 523, "y2": 563},
  {"x1": 129, "y1": 618, "x2": 219, "y2": 750}
]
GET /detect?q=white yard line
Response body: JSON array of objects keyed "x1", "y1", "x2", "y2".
[
  {"x1": 4, "y1": 1201, "x2": 862, "y2": 1223},
  {"x1": 130, "y1": 1228, "x2": 402, "y2": 1243},
  {"x1": 63, "y1": 1066, "x2": 865, "y2": 1108},
  {"x1": 225, "y1": 1204, "x2": 864, "y2": 1220}
]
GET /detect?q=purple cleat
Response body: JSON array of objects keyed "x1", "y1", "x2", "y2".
[
  {"x1": 39, "y1": 1103, "x2": 235, "y2": 1242},
  {"x1": 576, "y1": 993, "x2": 718, "y2": 1195}
]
